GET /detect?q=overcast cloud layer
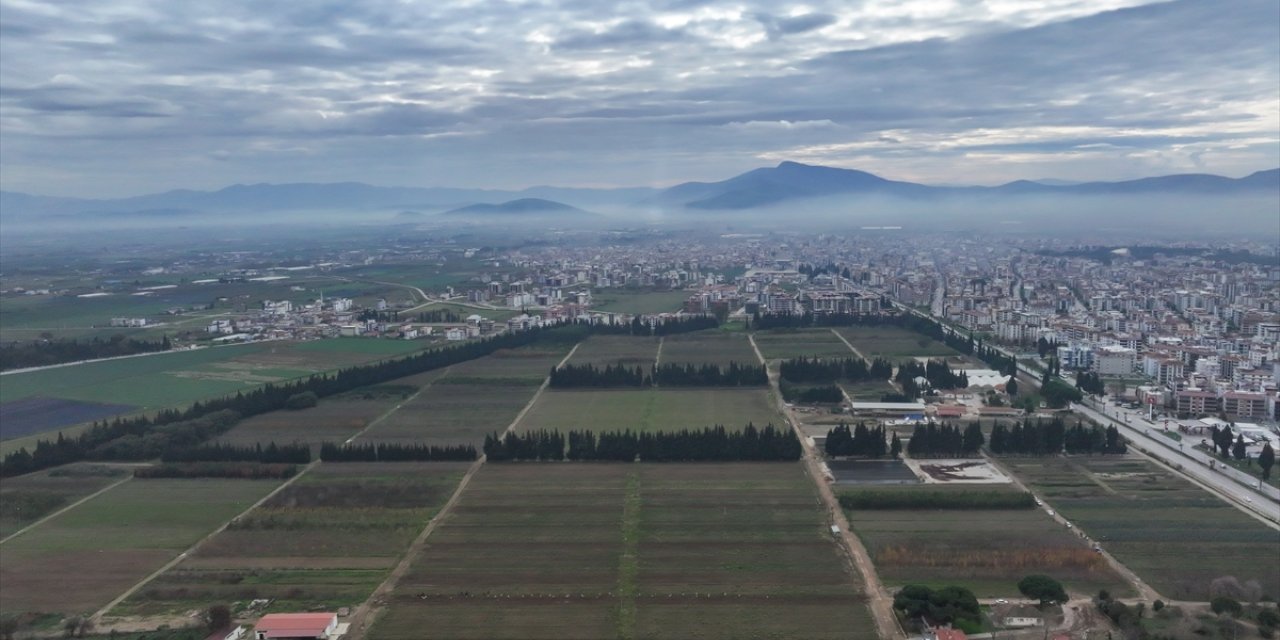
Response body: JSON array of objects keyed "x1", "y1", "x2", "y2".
[{"x1": 1, "y1": 0, "x2": 1277, "y2": 197}]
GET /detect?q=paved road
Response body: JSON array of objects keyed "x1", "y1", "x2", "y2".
[{"x1": 1072, "y1": 399, "x2": 1280, "y2": 527}]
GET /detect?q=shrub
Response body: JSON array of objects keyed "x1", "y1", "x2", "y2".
[{"x1": 285, "y1": 391, "x2": 319, "y2": 410}]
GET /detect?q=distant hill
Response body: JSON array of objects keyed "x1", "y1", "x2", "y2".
[
  {"x1": 653, "y1": 162, "x2": 1280, "y2": 210},
  {"x1": 443, "y1": 198, "x2": 589, "y2": 216}
]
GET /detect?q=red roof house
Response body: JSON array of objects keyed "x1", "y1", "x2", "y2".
[
  {"x1": 253, "y1": 613, "x2": 338, "y2": 640},
  {"x1": 934, "y1": 629, "x2": 968, "y2": 640}
]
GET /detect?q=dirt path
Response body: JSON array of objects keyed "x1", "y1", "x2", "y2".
[
  {"x1": 344, "y1": 342, "x2": 582, "y2": 639},
  {"x1": 654, "y1": 336, "x2": 665, "y2": 367},
  {"x1": 829, "y1": 328, "x2": 870, "y2": 361},
  {"x1": 983, "y1": 455, "x2": 1163, "y2": 602},
  {"x1": 345, "y1": 366, "x2": 452, "y2": 444},
  {"x1": 92, "y1": 459, "x2": 322, "y2": 625},
  {"x1": 0, "y1": 473, "x2": 135, "y2": 545},
  {"x1": 749, "y1": 335, "x2": 904, "y2": 640}
]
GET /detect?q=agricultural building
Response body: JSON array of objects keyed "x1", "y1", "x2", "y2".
[{"x1": 253, "y1": 613, "x2": 342, "y2": 639}]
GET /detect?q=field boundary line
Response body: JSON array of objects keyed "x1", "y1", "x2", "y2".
[
  {"x1": 829, "y1": 328, "x2": 871, "y2": 361},
  {"x1": 92, "y1": 459, "x2": 322, "y2": 624},
  {"x1": 748, "y1": 333, "x2": 904, "y2": 640},
  {"x1": 345, "y1": 366, "x2": 452, "y2": 444},
  {"x1": 345, "y1": 341, "x2": 582, "y2": 639},
  {"x1": 0, "y1": 474, "x2": 134, "y2": 545}
]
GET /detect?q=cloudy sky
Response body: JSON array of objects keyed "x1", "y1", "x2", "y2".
[{"x1": 1, "y1": 0, "x2": 1277, "y2": 197}]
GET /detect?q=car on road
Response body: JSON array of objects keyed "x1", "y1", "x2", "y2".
[
  {"x1": 1046, "y1": 509, "x2": 1054, "y2": 516},
  {"x1": 995, "y1": 599, "x2": 1008, "y2": 605}
]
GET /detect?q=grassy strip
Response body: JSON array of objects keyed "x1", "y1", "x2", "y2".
[{"x1": 617, "y1": 468, "x2": 642, "y2": 639}]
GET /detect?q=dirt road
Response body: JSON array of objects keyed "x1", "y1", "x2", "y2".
[{"x1": 749, "y1": 334, "x2": 904, "y2": 639}]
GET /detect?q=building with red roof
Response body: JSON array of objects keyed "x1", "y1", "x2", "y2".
[{"x1": 253, "y1": 613, "x2": 339, "y2": 640}]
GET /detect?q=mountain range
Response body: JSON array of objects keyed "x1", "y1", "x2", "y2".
[{"x1": 1, "y1": 162, "x2": 1276, "y2": 219}]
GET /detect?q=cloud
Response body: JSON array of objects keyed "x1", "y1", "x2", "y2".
[{"x1": 0, "y1": 0, "x2": 1275, "y2": 196}]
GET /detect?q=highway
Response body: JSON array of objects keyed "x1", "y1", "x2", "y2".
[{"x1": 887, "y1": 298, "x2": 1280, "y2": 525}]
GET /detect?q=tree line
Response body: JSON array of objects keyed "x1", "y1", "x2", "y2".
[
  {"x1": 779, "y1": 381, "x2": 844, "y2": 403},
  {"x1": 550, "y1": 361, "x2": 767, "y2": 388},
  {"x1": 895, "y1": 359, "x2": 968, "y2": 393},
  {"x1": 318, "y1": 442, "x2": 478, "y2": 462},
  {"x1": 905, "y1": 422, "x2": 985, "y2": 457},
  {"x1": 549, "y1": 363, "x2": 649, "y2": 388},
  {"x1": 1, "y1": 335, "x2": 172, "y2": 371},
  {"x1": 988, "y1": 418, "x2": 1126, "y2": 455},
  {"x1": 0, "y1": 324, "x2": 572, "y2": 477},
  {"x1": 483, "y1": 424, "x2": 801, "y2": 462},
  {"x1": 161, "y1": 442, "x2": 311, "y2": 464},
  {"x1": 778, "y1": 356, "x2": 892, "y2": 384},
  {"x1": 825, "y1": 423, "x2": 892, "y2": 458},
  {"x1": 579, "y1": 315, "x2": 718, "y2": 337}
]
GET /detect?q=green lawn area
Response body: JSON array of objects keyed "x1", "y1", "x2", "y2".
[
  {"x1": 660, "y1": 331, "x2": 761, "y2": 366},
  {"x1": 0, "y1": 342, "x2": 272, "y2": 405},
  {"x1": 519, "y1": 388, "x2": 784, "y2": 433},
  {"x1": 836, "y1": 326, "x2": 961, "y2": 358},
  {"x1": 0, "y1": 477, "x2": 281, "y2": 617},
  {"x1": 567, "y1": 335, "x2": 661, "y2": 367},
  {"x1": 590, "y1": 289, "x2": 691, "y2": 315},
  {"x1": 289, "y1": 337, "x2": 430, "y2": 355}
]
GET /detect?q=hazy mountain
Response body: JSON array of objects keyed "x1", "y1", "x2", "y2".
[
  {"x1": 443, "y1": 198, "x2": 589, "y2": 216},
  {"x1": 654, "y1": 162, "x2": 1280, "y2": 209}
]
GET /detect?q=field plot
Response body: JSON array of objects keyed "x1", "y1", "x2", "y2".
[
  {"x1": 835, "y1": 326, "x2": 961, "y2": 359},
  {"x1": 0, "y1": 396, "x2": 136, "y2": 439},
  {"x1": 442, "y1": 345, "x2": 572, "y2": 383},
  {"x1": 843, "y1": 484, "x2": 1130, "y2": 598},
  {"x1": 216, "y1": 386, "x2": 412, "y2": 453},
  {"x1": 590, "y1": 289, "x2": 691, "y2": 315},
  {"x1": 567, "y1": 335, "x2": 660, "y2": 368},
  {"x1": 753, "y1": 329, "x2": 854, "y2": 360},
  {"x1": 0, "y1": 463, "x2": 130, "y2": 538},
  {"x1": 1002, "y1": 457, "x2": 1280, "y2": 600},
  {"x1": 519, "y1": 388, "x2": 784, "y2": 434},
  {"x1": 370, "y1": 463, "x2": 874, "y2": 640},
  {"x1": 659, "y1": 331, "x2": 759, "y2": 367},
  {"x1": 113, "y1": 462, "x2": 469, "y2": 617},
  {"x1": 0, "y1": 477, "x2": 280, "y2": 617},
  {"x1": 827, "y1": 460, "x2": 920, "y2": 485},
  {"x1": 838, "y1": 380, "x2": 899, "y2": 401}
]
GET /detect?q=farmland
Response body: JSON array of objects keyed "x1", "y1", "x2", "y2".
[
  {"x1": 841, "y1": 483, "x2": 1131, "y2": 598},
  {"x1": 0, "y1": 463, "x2": 130, "y2": 538},
  {"x1": 215, "y1": 385, "x2": 416, "y2": 453},
  {"x1": 835, "y1": 326, "x2": 962, "y2": 359},
  {"x1": 0, "y1": 477, "x2": 281, "y2": 616},
  {"x1": 0, "y1": 338, "x2": 437, "y2": 449},
  {"x1": 0, "y1": 396, "x2": 137, "y2": 439},
  {"x1": 589, "y1": 289, "x2": 691, "y2": 315},
  {"x1": 112, "y1": 462, "x2": 469, "y2": 617},
  {"x1": 659, "y1": 331, "x2": 759, "y2": 366},
  {"x1": 369, "y1": 463, "x2": 876, "y2": 640},
  {"x1": 567, "y1": 335, "x2": 660, "y2": 368},
  {"x1": 753, "y1": 329, "x2": 855, "y2": 360},
  {"x1": 519, "y1": 388, "x2": 784, "y2": 434},
  {"x1": 1001, "y1": 457, "x2": 1280, "y2": 600}
]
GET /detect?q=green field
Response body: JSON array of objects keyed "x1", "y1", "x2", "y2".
[
  {"x1": 113, "y1": 462, "x2": 469, "y2": 616},
  {"x1": 521, "y1": 388, "x2": 785, "y2": 433},
  {"x1": 842, "y1": 484, "x2": 1132, "y2": 598},
  {"x1": 836, "y1": 326, "x2": 962, "y2": 359},
  {"x1": 0, "y1": 477, "x2": 281, "y2": 616},
  {"x1": 590, "y1": 289, "x2": 691, "y2": 315},
  {"x1": 0, "y1": 463, "x2": 131, "y2": 538},
  {"x1": 567, "y1": 335, "x2": 660, "y2": 368},
  {"x1": 753, "y1": 329, "x2": 854, "y2": 360},
  {"x1": 659, "y1": 331, "x2": 760, "y2": 367},
  {"x1": 370, "y1": 463, "x2": 875, "y2": 640},
  {"x1": 1002, "y1": 457, "x2": 1280, "y2": 601},
  {"x1": 216, "y1": 385, "x2": 416, "y2": 453}
]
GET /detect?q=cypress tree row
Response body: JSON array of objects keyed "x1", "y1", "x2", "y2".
[
  {"x1": 319, "y1": 442, "x2": 478, "y2": 462},
  {"x1": 779, "y1": 356, "x2": 881, "y2": 384},
  {"x1": 652, "y1": 361, "x2": 767, "y2": 387},
  {"x1": 549, "y1": 363, "x2": 650, "y2": 388},
  {"x1": 824, "y1": 422, "x2": 889, "y2": 458},
  {"x1": 988, "y1": 418, "x2": 1126, "y2": 455},
  {"x1": 484, "y1": 424, "x2": 801, "y2": 462},
  {"x1": 904, "y1": 422, "x2": 985, "y2": 457}
]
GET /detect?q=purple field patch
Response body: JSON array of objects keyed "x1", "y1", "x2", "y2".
[{"x1": 0, "y1": 396, "x2": 136, "y2": 440}]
